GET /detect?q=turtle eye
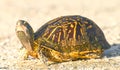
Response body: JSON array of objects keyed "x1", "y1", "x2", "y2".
[
  {"x1": 16, "y1": 20, "x2": 25, "y2": 26},
  {"x1": 24, "y1": 21, "x2": 28, "y2": 26}
]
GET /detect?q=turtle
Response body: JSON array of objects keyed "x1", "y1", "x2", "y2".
[{"x1": 15, "y1": 15, "x2": 110, "y2": 63}]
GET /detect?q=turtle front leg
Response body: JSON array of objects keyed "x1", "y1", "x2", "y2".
[
  {"x1": 23, "y1": 50, "x2": 29, "y2": 60},
  {"x1": 19, "y1": 47, "x2": 29, "y2": 60},
  {"x1": 19, "y1": 46, "x2": 39, "y2": 60}
]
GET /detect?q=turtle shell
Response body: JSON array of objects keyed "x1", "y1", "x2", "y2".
[{"x1": 34, "y1": 15, "x2": 110, "y2": 62}]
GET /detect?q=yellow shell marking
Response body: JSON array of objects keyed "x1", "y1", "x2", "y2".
[
  {"x1": 47, "y1": 26, "x2": 61, "y2": 40},
  {"x1": 73, "y1": 22, "x2": 77, "y2": 42}
]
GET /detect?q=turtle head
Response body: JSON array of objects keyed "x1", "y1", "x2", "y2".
[{"x1": 16, "y1": 20, "x2": 39, "y2": 59}]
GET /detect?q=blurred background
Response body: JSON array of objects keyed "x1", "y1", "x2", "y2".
[
  {"x1": 0, "y1": 0, "x2": 120, "y2": 44},
  {"x1": 0, "y1": 0, "x2": 120, "y2": 69}
]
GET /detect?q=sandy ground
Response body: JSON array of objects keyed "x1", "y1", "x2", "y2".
[{"x1": 0, "y1": 0, "x2": 120, "y2": 70}]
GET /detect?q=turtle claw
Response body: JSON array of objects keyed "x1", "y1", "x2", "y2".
[{"x1": 18, "y1": 47, "x2": 29, "y2": 60}]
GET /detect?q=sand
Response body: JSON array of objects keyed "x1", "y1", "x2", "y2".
[{"x1": 0, "y1": 0, "x2": 120, "y2": 70}]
